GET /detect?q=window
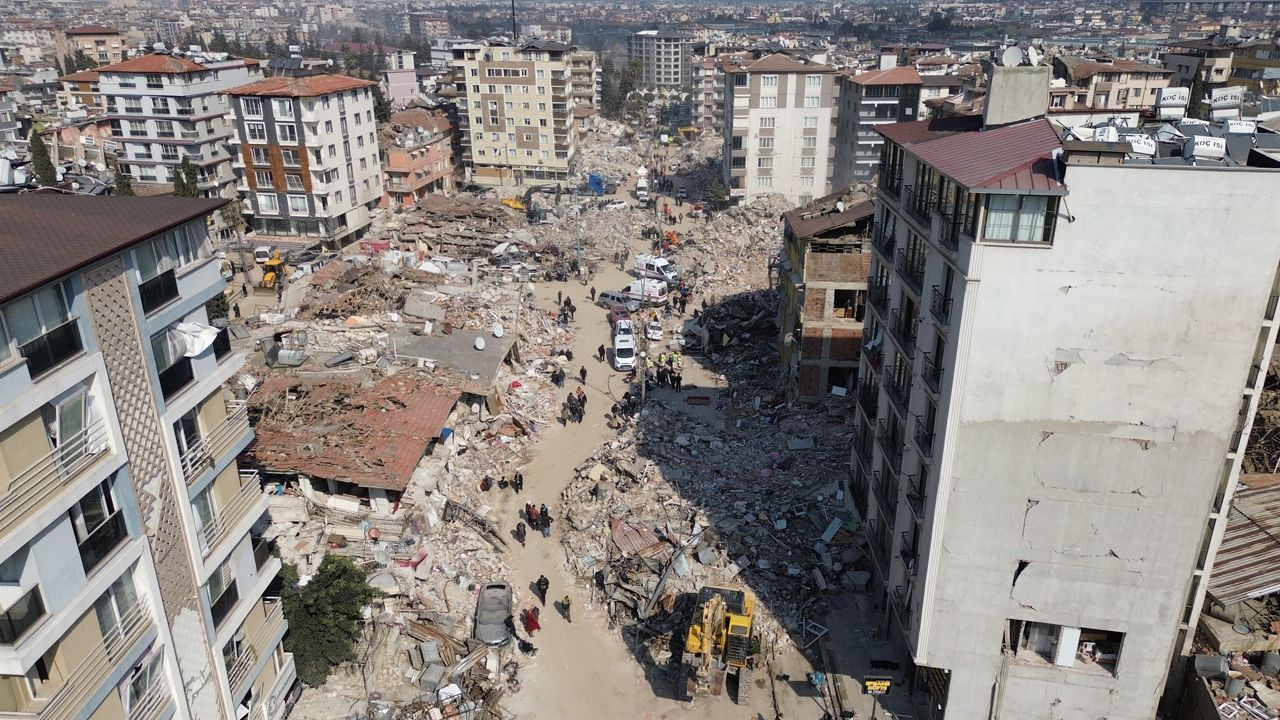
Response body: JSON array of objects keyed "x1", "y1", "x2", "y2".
[
  {"x1": 285, "y1": 173, "x2": 304, "y2": 190},
  {"x1": 206, "y1": 559, "x2": 238, "y2": 628},
  {"x1": 983, "y1": 195, "x2": 1057, "y2": 244},
  {"x1": 1004, "y1": 620, "x2": 1124, "y2": 676},
  {"x1": 756, "y1": 176, "x2": 773, "y2": 188},
  {"x1": 761, "y1": 96, "x2": 777, "y2": 109},
  {"x1": 73, "y1": 478, "x2": 128, "y2": 573},
  {"x1": 273, "y1": 99, "x2": 293, "y2": 118},
  {"x1": 122, "y1": 650, "x2": 164, "y2": 714},
  {"x1": 806, "y1": 74, "x2": 822, "y2": 88},
  {"x1": 282, "y1": 149, "x2": 300, "y2": 167},
  {"x1": 257, "y1": 192, "x2": 279, "y2": 214},
  {"x1": 1, "y1": 587, "x2": 44, "y2": 645},
  {"x1": 804, "y1": 115, "x2": 818, "y2": 128},
  {"x1": 761, "y1": 75, "x2": 778, "y2": 88},
  {"x1": 328, "y1": 145, "x2": 337, "y2": 158},
  {"x1": 760, "y1": 117, "x2": 775, "y2": 128},
  {"x1": 153, "y1": 97, "x2": 170, "y2": 114},
  {"x1": 804, "y1": 95, "x2": 820, "y2": 108},
  {"x1": 731, "y1": 156, "x2": 746, "y2": 169},
  {"x1": 245, "y1": 122, "x2": 266, "y2": 142},
  {"x1": 800, "y1": 176, "x2": 814, "y2": 187},
  {"x1": 0, "y1": 548, "x2": 26, "y2": 584},
  {"x1": 277, "y1": 124, "x2": 299, "y2": 143},
  {"x1": 803, "y1": 136, "x2": 817, "y2": 148},
  {"x1": 145, "y1": 73, "x2": 163, "y2": 89},
  {"x1": 1051, "y1": 95, "x2": 1065, "y2": 108},
  {"x1": 254, "y1": 170, "x2": 273, "y2": 187},
  {"x1": 759, "y1": 136, "x2": 774, "y2": 149},
  {"x1": 354, "y1": 112, "x2": 362, "y2": 125},
  {"x1": 242, "y1": 98, "x2": 262, "y2": 117},
  {"x1": 192, "y1": 486, "x2": 215, "y2": 551},
  {"x1": 324, "y1": 120, "x2": 333, "y2": 134},
  {"x1": 247, "y1": 147, "x2": 268, "y2": 165},
  {"x1": 757, "y1": 157, "x2": 773, "y2": 168},
  {"x1": 160, "y1": 145, "x2": 179, "y2": 162},
  {"x1": 288, "y1": 195, "x2": 308, "y2": 214},
  {"x1": 801, "y1": 156, "x2": 816, "y2": 168}
]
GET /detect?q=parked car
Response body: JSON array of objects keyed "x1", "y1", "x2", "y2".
[
  {"x1": 599, "y1": 292, "x2": 640, "y2": 312},
  {"x1": 604, "y1": 181, "x2": 619, "y2": 194},
  {"x1": 604, "y1": 199, "x2": 628, "y2": 210},
  {"x1": 645, "y1": 320, "x2": 663, "y2": 342},
  {"x1": 473, "y1": 582, "x2": 513, "y2": 647},
  {"x1": 613, "y1": 319, "x2": 635, "y2": 344},
  {"x1": 613, "y1": 334, "x2": 637, "y2": 371},
  {"x1": 608, "y1": 304, "x2": 633, "y2": 328},
  {"x1": 676, "y1": 186, "x2": 688, "y2": 199}
]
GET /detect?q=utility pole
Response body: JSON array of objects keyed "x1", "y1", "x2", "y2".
[{"x1": 510, "y1": 0, "x2": 517, "y2": 42}]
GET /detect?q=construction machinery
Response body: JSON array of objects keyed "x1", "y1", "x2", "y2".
[
  {"x1": 256, "y1": 251, "x2": 289, "y2": 290},
  {"x1": 680, "y1": 585, "x2": 758, "y2": 703},
  {"x1": 501, "y1": 197, "x2": 527, "y2": 211}
]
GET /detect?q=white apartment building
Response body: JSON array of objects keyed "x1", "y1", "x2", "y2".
[
  {"x1": 226, "y1": 74, "x2": 383, "y2": 246},
  {"x1": 628, "y1": 30, "x2": 695, "y2": 89},
  {"x1": 851, "y1": 66, "x2": 1280, "y2": 719},
  {"x1": 722, "y1": 53, "x2": 837, "y2": 207},
  {"x1": 451, "y1": 40, "x2": 594, "y2": 187},
  {"x1": 97, "y1": 50, "x2": 262, "y2": 237},
  {"x1": 0, "y1": 196, "x2": 294, "y2": 720}
]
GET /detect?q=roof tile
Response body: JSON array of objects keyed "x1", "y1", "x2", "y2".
[{"x1": 225, "y1": 74, "x2": 376, "y2": 97}]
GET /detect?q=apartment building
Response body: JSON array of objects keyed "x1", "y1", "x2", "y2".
[
  {"x1": 1050, "y1": 56, "x2": 1172, "y2": 112},
  {"x1": 0, "y1": 196, "x2": 293, "y2": 720},
  {"x1": 64, "y1": 26, "x2": 126, "y2": 66},
  {"x1": 0, "y1": 23, "x2": 64, "y2": 64},
  {"x1": 850, "y1": 66, "x2": 1280, "y2": 719},
  {"x1": 568, "y1": 50, "x2": 600, "y2": 109},
  {"x1": 57, "y1": 70, "x2": 103, "y2": 110},
  {"x1": 383, "y1": 49, "x2": 418, "y2": 107},
  {"x1": 722, "y1": 53, "x2": 837, "y2": 207},
  {"x1": 226, "y1": 74, "x2": 383, "y2": 245},
  {"x1": 380, "y1": 107, "x2": 454, "y2": 207},
  {"x1": 776, "y1": 186, "x2": 874, "y2": 401},
  {"x1": 832, "y1": 66, "x2": 922, "y2": 189},
  {"x1": 406, "y1": 12, "x2": 450, "y2": 42},
  {"x1": 97, "y1": 51, "x2": 262, "y2": 226},
  {"x1": 451, "y1": 40, "x2": 594, "y2": 186},
  {"x1": 628, "y1": 30, "x2": 694, "y2": 89},
  {"x1": 0, "y1": 88, "x2": 18, "y2": 146}
]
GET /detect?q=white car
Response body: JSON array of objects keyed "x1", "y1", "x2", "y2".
[
  {"x1": 604, "y1": 199, "x2": 628, "y2": 210},
  {"x1": 613, "y1": 319, "x2": 635, "y2": 343},
  {"x1": 645, "y1": 321, "x2": 663, "y2": 342},
  {"x1": 613, "y1": 335, "x2": 637, "y2": 371}
]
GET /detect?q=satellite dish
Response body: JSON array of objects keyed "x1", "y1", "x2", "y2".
[
  {"x1": 94, "y1": 162, "x2": 106, "y2": 172},
  {"x1": 492, "y1": 323, "x2": 504, "y2": 338},
  {"x1": 1027, "y1": 46, "x2": 1041, "y2": 66},
  {"x1": 474, "y1": 336, "x2": 486, "y2": 351},
  {"x1": 835, "y1": 200, "x2": 845, "y2": 213},
  {"x1": 1001, "y1": 47, "x2": 1024, "y2": 68}
]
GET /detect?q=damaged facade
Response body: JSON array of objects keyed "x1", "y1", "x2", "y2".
[
  {"x1": 776, "y1": 185, "x2": 874, "y2": 401},
  {"x1": 851, "y1": 64, "x2": 1280, "y2": 719}
]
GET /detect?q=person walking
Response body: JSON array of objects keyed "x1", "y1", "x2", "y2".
[
  {"x1": 597, "y1": 344, "x2": 606, "y2": 362},
  {"x1": 589, "y1": 286, "x2": 597, "y2": 302},
  {"x1": 232, "y1": 303, "x2": 241, "y2": 319},
  {"x1": 524, "y1": 503, "x2": 534, "y2": 522},
  {"x1": 579, "y1": 366, "x2": 588, "y2": 385},
  {"x1": 540, "y1": 505, "x2": 553, "y2": 537},
  {"x1": 528, "y1": 503, "x2": 540, "y2": 527},
  {"x1": 536, "y1": 575, "x2": 550, "y2": 605},
  {"x1": 515, "y1": 521, "x2": 527, "y2": 547},
  {"x1": 242, "y1": 281, "x2": 249, "y2": 298},
  {"x1": 513, "y1": 471, "x2": 524, "y2": 494},
  {"x1": 557, "y1": 290, "x2": 563, "y2": 306},
  {"x1": 575, "y1": 386, "x2": 587, "y2": 409},
  {"x1": 561, "y1": 595, "x2": 572, "y2": 622}
]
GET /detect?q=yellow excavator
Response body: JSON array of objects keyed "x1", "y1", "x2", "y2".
[
  {"x1": 680, "y1": 585, "x2": 758, "y2": 703},
  {"x1": 257, "y1": 251, "x2": 289, "y2": 290}
]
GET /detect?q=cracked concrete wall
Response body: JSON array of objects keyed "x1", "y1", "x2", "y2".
[{"x1": 918, "y1": 164, "x2": 1280, "y2": 720}]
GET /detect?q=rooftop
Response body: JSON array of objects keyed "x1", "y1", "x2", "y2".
[
  {"x1": 879, "y1": 117, "x2": 1065, "y2": 193},
  {"x1": 1056, "y1": 55, "x2": 1172, "y2": 81},
  {"x1": 225, "y1": 74, "x2": 375, "y2": 97},
  {"x1": 1208, "y1": 473, "x2": 1280, "y2": 606},
  {"x1": 95, "y1": 53, "x2": 208, "y2": 74},
  {"x1": 849, "y1": 65, "x2": 922, "y2": 87},
  {"x1": 783, "y1": 185, "x2": 875, "y2": 240},
  {"x1": 58, "y1": 70, "x2": 100, "y2": 83},
  {"x1": 0, "y1": 196, "x2": 227, "y2": 304},
  {"x1": 742, "y1": 53, "x2": 833, "y2": 74},
  {"x1": 394, "y1": 329, "x2": 519, "y2": 396},
  {"x1": 64, "y1": 25, "x2": 120, "y2": 35}
]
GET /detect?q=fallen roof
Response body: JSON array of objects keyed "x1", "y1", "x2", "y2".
[
  {"x1": 1208, "y1": 474, "x2": 1280, "y2": 606},
  {"x1": 394, "y1": 329, "x2": 518, "y2": 396},
  {"x1": 783, "y1": 187, "x2": 875, "y2": 239},
  {"x1": 879, "y1": 117, "x2": 1065, "y2": 192},
  {"x1": 0, "y1": 196, "x2": 227, "y2": 304},
  {"x1": 247, "y1": 372, "x2": 460, "y2": 491},
  {"x1": 225, "y1": 74, "x2": 375, "y2": 97}
]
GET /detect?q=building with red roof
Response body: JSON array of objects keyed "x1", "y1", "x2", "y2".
[{"x1": 833, "y1": 64, "x2": 923, "y2": 188}]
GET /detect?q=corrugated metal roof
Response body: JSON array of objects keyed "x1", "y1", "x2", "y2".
[
  {"x1": 1208, "y1": 474, "x2": 1280, "y2": 606},
  {"x1": 882, "y1": 117, "x2": 1064, "y2": 192}
]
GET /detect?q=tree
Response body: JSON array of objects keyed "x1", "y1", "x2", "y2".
[
  {"x1": 28, "y1": 131, "x2": 56, "y2": 186},
  {"x1": 280, "y1": 556, "x2": 375, "y2": 687},
  {"x1": 372, "y1": 85, "x2": 392, "y2": 124},
  {"x1": 205, "y1": 293, "x2": 229, "y2": 320},
  {"x1": 1188, "y1": 66, "x2": 1208, "y2": 119},
  {"x1": 172, "y1": 157, "x2": 199, "y2": 197},
  {"x1": 113, "y1": 168, "x2": 134, "y2": 195}
]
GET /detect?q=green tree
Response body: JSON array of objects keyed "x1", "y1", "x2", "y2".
[
  {"x1": 281, "y1": 556, "x2": 375, "y2": 687},
  {"x1": 28, "y1": 132, "x2": 56, "y2": 186},
  {"x1": 205, "y1": 293, "x2": 229, "y2": 320},
  {"x1": 173, "y1": 157, "x2": 199, "y2": 197},
  {"x1": 372, "y1": 85, "x2": 392, "y2": 124},
  {"x1": 113, "y1": 168, "x2": 134, "y2": 195},
  {"x1": 1188, "y1": 66, "x2": 1208, "y2": 119}
]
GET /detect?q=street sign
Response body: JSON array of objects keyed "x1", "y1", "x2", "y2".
[{"x1": 863, "y1": 676, "x2": 893, "y2": 696}]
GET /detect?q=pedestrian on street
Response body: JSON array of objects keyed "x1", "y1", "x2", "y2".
[
  {"x1": 557, "y1": 290, "x2": 563, "y2": 305},
  {"x1": 590, "y1": 286, "x2": 597, "y2": 302},
  {"x1": 597, "y1": 344, "x2": 606, "y2": 362},
  {"x1": 579, "y1": 366, "x2": 588, "y2": 384},
  {"x1": 523, "y1": 607, "x2": 541, "y2": 633},
  {"x1": 513, "y1": 471, "x2": 524, "y2": 494},
  {"x1": 515, "y1": 522, "x2": 527, "y2": 547},
  {"x1": 242, "y1": 282, "x2": 249, "y2": 298},
  {"x1": 565, "y1": 348, "x2": 574, "y2": 362},
  {"x1": 232, "y1": 303, "x2": 241, "y2": 318},
  {"x1": 576, "y1": 386, "x2": 587, "y2": 408},
  {"x1": 561, "y1": 595, "x2": 572, "y2": 622},
  {"x1": 563, "y1": 296, "x2": 572, "y2": 308},
  {"x1": 674, "y1": 372, "x2": 683, "y2": 393},
  {"x1": 536, "y1": 575, "x2": 550, "y2": 605},
  {"x1": 540, "y1": 505, "x2": 553, "y2": 537},
  {"x1": 528, "y1": 504, "x2": 540, "y2": 526}
]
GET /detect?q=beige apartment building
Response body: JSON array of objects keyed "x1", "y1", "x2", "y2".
[
  {"x1": 64, "y1": 26, "x2": 127, "y2": 66},
  {"x1": 451, "y1": 39, "x2": 595, "y2": 186},
  {"x1": 1050, "y1": 56, "x2": 1172, "y2": 112}
]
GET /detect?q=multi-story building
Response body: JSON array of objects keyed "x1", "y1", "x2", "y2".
[
  {"x1": 383, "y1": 48, "x2": 418, "y2": 107},
  {"x1": 0, "y1": 195, "x2": 294, "y2": 720},
  {"x1": 97, "y1": 52, "x2": 262, "y2": 220},
  {"x1": 850, "y1": 65, "x2": 1280, "y2": 719},
  {"x1": 629, "y1": 30, "x2": 694, "y2": 90},
  {"x1": 833, "y1": 66, "x2": 922, "y2": 189},
  {"x1": 693, "y1": 55, "x2": 736, "y2": 129},
  {"x1": 1050, "y1": 56, "x2": 1172, "y2": 112},
  {"x1": 776, "y1": 185, "x2": 874, "y2": 401},
  {"x1": 0, "y1": 22, "x2": 64, "y2": 65},
  {"x1": 226, "y1": 74, "x2": 383, "y2": 245},
  {"x1": 0, "y1": 86, "x2": 19, "y2": 146},
  {"x1": 407, "y1": 12, "x2": 451, "y2": 42},
  {"x1": 722, "y1": 53, "x2": 837, "y2": 206},
  {"x1": 57, "y1": 69, "x2": 103, "y2": 110},
  {"x1": 380, "y1": 107, "x2": 454, "y2": 207},
  {"x1": 451, "y1": 40, "x2": 594, "y2": 186},
  {"x1": 568, "y1": 50, "x2": 600, "y2": 109},
  {"x1": 64, "y1": 26, "x2": 127, "y2": 66}
]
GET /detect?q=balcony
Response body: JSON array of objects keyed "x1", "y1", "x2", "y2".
[
  {"x1": 873, "y1": 470, "x2": 897, "y2": 517},
  {"x1": 139, "y1": 269, "x2": 179, "y2": 314},
  {"x1": 899, "y1": 533, "x2": 917, "y2": 574},
  {"x1": 880, "y1": 170, "x2": 902, "y2": 198},
  {"x1": 921, "y1": 352, "x2": 942, "y2": 394},
  {"x1": 212, "y1": 327, "x2": 232, "y2": 362},
  {"x1": 226, "y1": 599, "x2": 286, "y2": 696},
  {"x1": 856, "y1": 379, "x2": 879, "y2": 421},
  {"x1": 252, "y1": 536, "x2": 274, "y2": 569},
  {"x1": 197, "y1": 471, "x2": 264, "y2": 556},
  {"x1": 871, "y1": 223, "x2": 896, "y2": 260},
  {"x1": 903, "y1": 185, "x2": 932, "y2": 227},
  {"x1": 18, "y1": 319, "x2": 83, "y2": 378},
  {"x1": 178, "y1": 402, "x2": 250, "y2": 484},
  {"x1": 158, "y1": 357, "x2": 194, "y2": 400},
  {"x1": 930, "y1": 286, "x2": 952, "y2": 326},
  {"x1": 0, "y1": 587, "x2": 45, "y2": 645},
  {"x1": 864, "y1": 519, "x2": 888, "y2": 579},
  {"x1": 888, "y1": 309, "x2": 918, "y2": 358},
  {"x1": 895, "y1": 248, "x2": 925, "y2": 295},
  {"x1": 876, "y1": 419, "x2": 903, "y2": 473},
  {"x1": 906, "y1": 476, "x2": 926, "y2": 519},
  {"x1": 937, "y1": 212, "x2": 963, "y2": 253},
  {"x1": 914, "y1": 418, "x2": 935, "y2": 458},
  {"x1": 77, "y1": 511, "x2": 129, "y2": 574},
  {"x1": 867, "y1": 278, "x2": 888, "y2": 316},
  {"x1": 892, "y1": 583, "x2": 913, "y2": 624},
  {"x1": 0, "y1": 418, "x2": 111, "y2": 537},
  {"x1": 125, "y1": 678, "x2": 173, "y2": 720},
  {"x1": 884, "y1": 367, "x2": 912, "y2": 417},
  {"x1": 14, "y1": 601, "x2": 152, "y2": 720},
  {"x1": 210, "y1": 581, "x2": 239, "y2": 630},
  {"x1": 852, "y1": 424, "x2": 874, "y2": 471}
]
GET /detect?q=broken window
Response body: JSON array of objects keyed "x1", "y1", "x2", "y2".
[
  {"x1": 1004, "y1": 619, "x2": 1124, "y2": 675},
  {"x1": 833, "y1": 289, "x2": 864, "y2": 320}
]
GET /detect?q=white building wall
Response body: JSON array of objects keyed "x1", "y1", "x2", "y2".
[
  {"x1": 916, "y1": 164, "x2": 1280, "y2": 719},
  {"x1": 740, "y1": 71, "x2": 834, "y2": 207}
]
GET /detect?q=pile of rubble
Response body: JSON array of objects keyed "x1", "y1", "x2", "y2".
[
  {"x1": 571, "y1": 117, "x2": 653, "y2": 183},
  {"x1": 678, "y1": 194, "x2": 792, "y2": 299}
]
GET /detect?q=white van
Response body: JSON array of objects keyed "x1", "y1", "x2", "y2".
[
  {"x1": 254, "y1": 245, "x2": 277, "y2": 264},
  {"x1": 635, "y1": 177, "x2": 649, "y2": 201},
  {"x1": 623, "y1": 278, "x2": 669, "y2": 306},
  {"x1": 633, "y1": 254, "x2": 680, "y2": 283}
]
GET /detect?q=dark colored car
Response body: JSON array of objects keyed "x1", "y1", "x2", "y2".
[{"x1": 473, "y1": 582, "x2": 513, "y2": 647}]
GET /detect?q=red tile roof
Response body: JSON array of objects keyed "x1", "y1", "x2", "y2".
[
  {"x1": 391, "y1": 108, "x2": 451, "y2": 134},
  {"x1": 96, "y1": 54, "x2": 207, "y2": 74},
  {"x1": 225, "y1": 74, "x2": 375, "y2": 97},
  {"x1": 59, "y1": 70, "x2": 100, "y2": 83},
  {"x1": 879, "y1": 117, "x2": 1064, "y2": 192},
  {"x1": 850, "y1": 66, "x2": 922, "y2": 86},
  {"x1": 743, "y1": 53, "x2": 832, "y2": 74},
  {"x1": 64, "y1": 25, "x2": 120, "y2": 35}
]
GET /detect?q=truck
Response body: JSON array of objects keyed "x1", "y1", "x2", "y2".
[
  {"x1": 623, "y1": 278, "x2": 668, "y2": 306},
  {"x1": 587, "y1": 173, "x2": 606, "y2": 196},
  {"x1": 635, "y1": 177, "x2": 650, "y2": 201},
  {"x1": 679, "y1": 585, "x2": 758, "y2": 703},
  {"x1": 633, "y1": 254, "x2": 680, "y2": 283}
]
